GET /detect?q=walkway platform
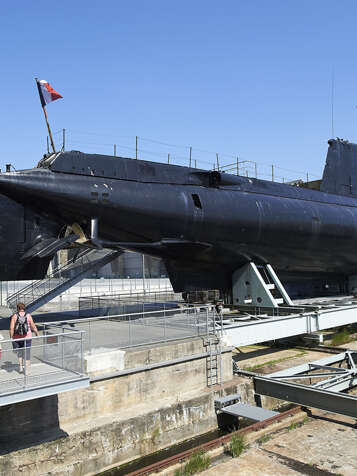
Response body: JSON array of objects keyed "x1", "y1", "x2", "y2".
[
  {"x1": 0, "y1": 363, "x2": 89, "y2": 406},
  {"x1": 0, "y1": 328, "x2": 89, "y2": 406}
]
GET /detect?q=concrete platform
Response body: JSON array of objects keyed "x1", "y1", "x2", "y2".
[{"x1": 42, "y1": 310, "x2": 211, "y2": 354}]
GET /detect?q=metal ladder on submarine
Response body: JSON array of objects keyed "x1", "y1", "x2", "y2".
[{"x1": 7, "y1": 248, "x2": 122, "y2": 313}]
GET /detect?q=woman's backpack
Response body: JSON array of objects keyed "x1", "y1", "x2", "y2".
[{"x1": 14, "y1": 313, "x2": 28, "y2": 336}]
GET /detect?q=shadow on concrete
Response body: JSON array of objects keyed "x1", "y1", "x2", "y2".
[
  {"x1": 33, "y1": 309, "x2": 80, "y2": 321},
  {"x1": 233, "y1": 346, "x2": 283, "y2": 363},
  {"x1": 0, "y1": 394, "x2": 68, "y2": 455},
  {"x1": 0, "y1": 360, "x2": 21, "y2": 374},
  {"x1": 304, "y1": 408, "x2": 357, "y2": 429}
]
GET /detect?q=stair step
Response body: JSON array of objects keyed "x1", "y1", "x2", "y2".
[
  {"x1": 275, "y1": 298, "x2": 284, "y2": 304},
  {"x1": 266, "y1": 284, "x2": 275, "y2": 290},
  {"x1": 7, "y1": 249, "x2": 122, "y2": 312}
]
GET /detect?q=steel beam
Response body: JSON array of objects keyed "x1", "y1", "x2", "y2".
[
  {"x1": 254, "y1": 375, "x2": 357, "y2": 418},
  {"x1": 251, "y1": 351, "x2": 357, "y2": 419},
  {"x1": 223, "y1": 306, "x2": 357, "y2": 347},
  {"x1": 267, "y1": 352, "x2": 350, "y2": 378}
]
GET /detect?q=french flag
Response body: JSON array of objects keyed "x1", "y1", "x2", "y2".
[{"x1": 36, "y1": 79, "x2": 62, "y2": 107}]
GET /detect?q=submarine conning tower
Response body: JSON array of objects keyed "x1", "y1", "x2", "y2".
[{"x1": 321, "y1": 138, "x2": 357, "y2": 197}]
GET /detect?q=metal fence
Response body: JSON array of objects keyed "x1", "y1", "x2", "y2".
[
  {"x1": 0, "y1": 328, "x2": 86, "y2": 396},
  {"x1": 0, "y1": 278, "x2": 173, "y2": 307},
  {"x1": 78, "y1": 290, "x2": 183, "y2": 317},
  {"x1": 43, "y1": 306, "x2": 218, "y2": 354}
]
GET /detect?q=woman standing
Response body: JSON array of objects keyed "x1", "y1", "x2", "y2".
[{"x1": 9, "y1": 302, "x2": 39, "y2": 374}]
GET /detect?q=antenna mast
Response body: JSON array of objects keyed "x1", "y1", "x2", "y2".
[{"x1": 331, "y1": 69, "x2": 335, "y2": 138}]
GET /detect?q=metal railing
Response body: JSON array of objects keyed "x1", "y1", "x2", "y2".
[
  {"x1": 78, "y1": 290, "x2": 183, "y2": 317},
  {"x1": 0, "y1": 329, "x2": 86, "y2": 394},
  {"x1": 0, "y1": 277, "x2": 174, "y2": 307},
  {"x1": 42, "y1": 306, "x2": 218, "y2": 354},
  {"x1": 6, "y1": 248, "x2": 93, "y2": 308},
  {"x1": 229, "y1": 304, "x2": 318, "y2": 318},
  {"x1": 62, "y1": 131, "x2": 321, "y2": 186}
]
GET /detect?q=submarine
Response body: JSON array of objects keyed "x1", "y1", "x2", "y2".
[{"x1": 0, "y1": 138, "x2": 356, "y2": 299}]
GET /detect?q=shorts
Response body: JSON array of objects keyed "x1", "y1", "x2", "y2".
[{"x1": 12, "y1": 339, "x2": 32, "y2": 360}]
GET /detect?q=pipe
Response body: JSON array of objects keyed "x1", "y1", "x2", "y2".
[{"x1": 91, "y1": 217, "x2": 98, "y2": 240}]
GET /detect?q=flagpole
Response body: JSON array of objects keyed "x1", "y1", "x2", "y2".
[
  {"x1": 35, "y1": 77, "x2": 56, "y2": 154},
  {"x1": 42, "y1": 106, "x2": 56, "y2": 154}
]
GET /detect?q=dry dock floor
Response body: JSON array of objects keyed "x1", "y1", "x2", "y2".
[
  {"x1": 202, "y1": 342, "x2": 357, "y2": 476},
  {"x1": 201, "y1": 408, "x2": 356, "y2": 476}
]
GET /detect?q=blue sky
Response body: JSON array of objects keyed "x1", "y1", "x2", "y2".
[{"x1": 1, "y1": 1, "x2": 357, "y2": 181}]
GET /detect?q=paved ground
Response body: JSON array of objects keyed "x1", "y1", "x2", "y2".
[
  {"x1": 201, "y1": 409, "x2": 357, "y2": 475},
  {"x1": 341, "y1": 340, "x2": 357, "y2": 350}
]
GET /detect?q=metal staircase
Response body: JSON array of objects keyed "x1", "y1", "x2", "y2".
[{"x1": 7, "y1": 248, "x2": 123, "y2": 312}]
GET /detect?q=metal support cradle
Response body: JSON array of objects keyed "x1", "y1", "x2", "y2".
[
  {"x1": 232, "y1": 262, "x2": 293, "y2": 308},
  {"x1": 253, "y1": 350, "x2": 357, "y2": 418}
]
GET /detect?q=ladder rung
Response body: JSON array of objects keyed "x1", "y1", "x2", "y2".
[
  {"x1": 266, "y1": 284, "x2": 275, "y2": 290},
  {"x1": 275, "y1": 298, "x2": 284, "y2": 304}
]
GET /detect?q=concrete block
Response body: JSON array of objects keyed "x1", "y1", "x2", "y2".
[{"x1": 85, "y1": 349, "x2": 126, "y2": 375}]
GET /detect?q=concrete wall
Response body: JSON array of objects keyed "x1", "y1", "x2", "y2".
[
  {"x1": 0, "y1": 390, "x2": 233, "y2": 476},
  {"x1": 0, "y1": 338, "x2": 235, "y2": 476}
]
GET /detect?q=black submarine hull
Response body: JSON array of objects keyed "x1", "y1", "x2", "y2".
[{"x1": 0, "y1": 139, "x2": 355, "y2": 296}]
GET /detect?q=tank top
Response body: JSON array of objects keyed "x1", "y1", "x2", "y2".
[{"x1": 13, "y1": 312, "x2": 32, "y2": 339}]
